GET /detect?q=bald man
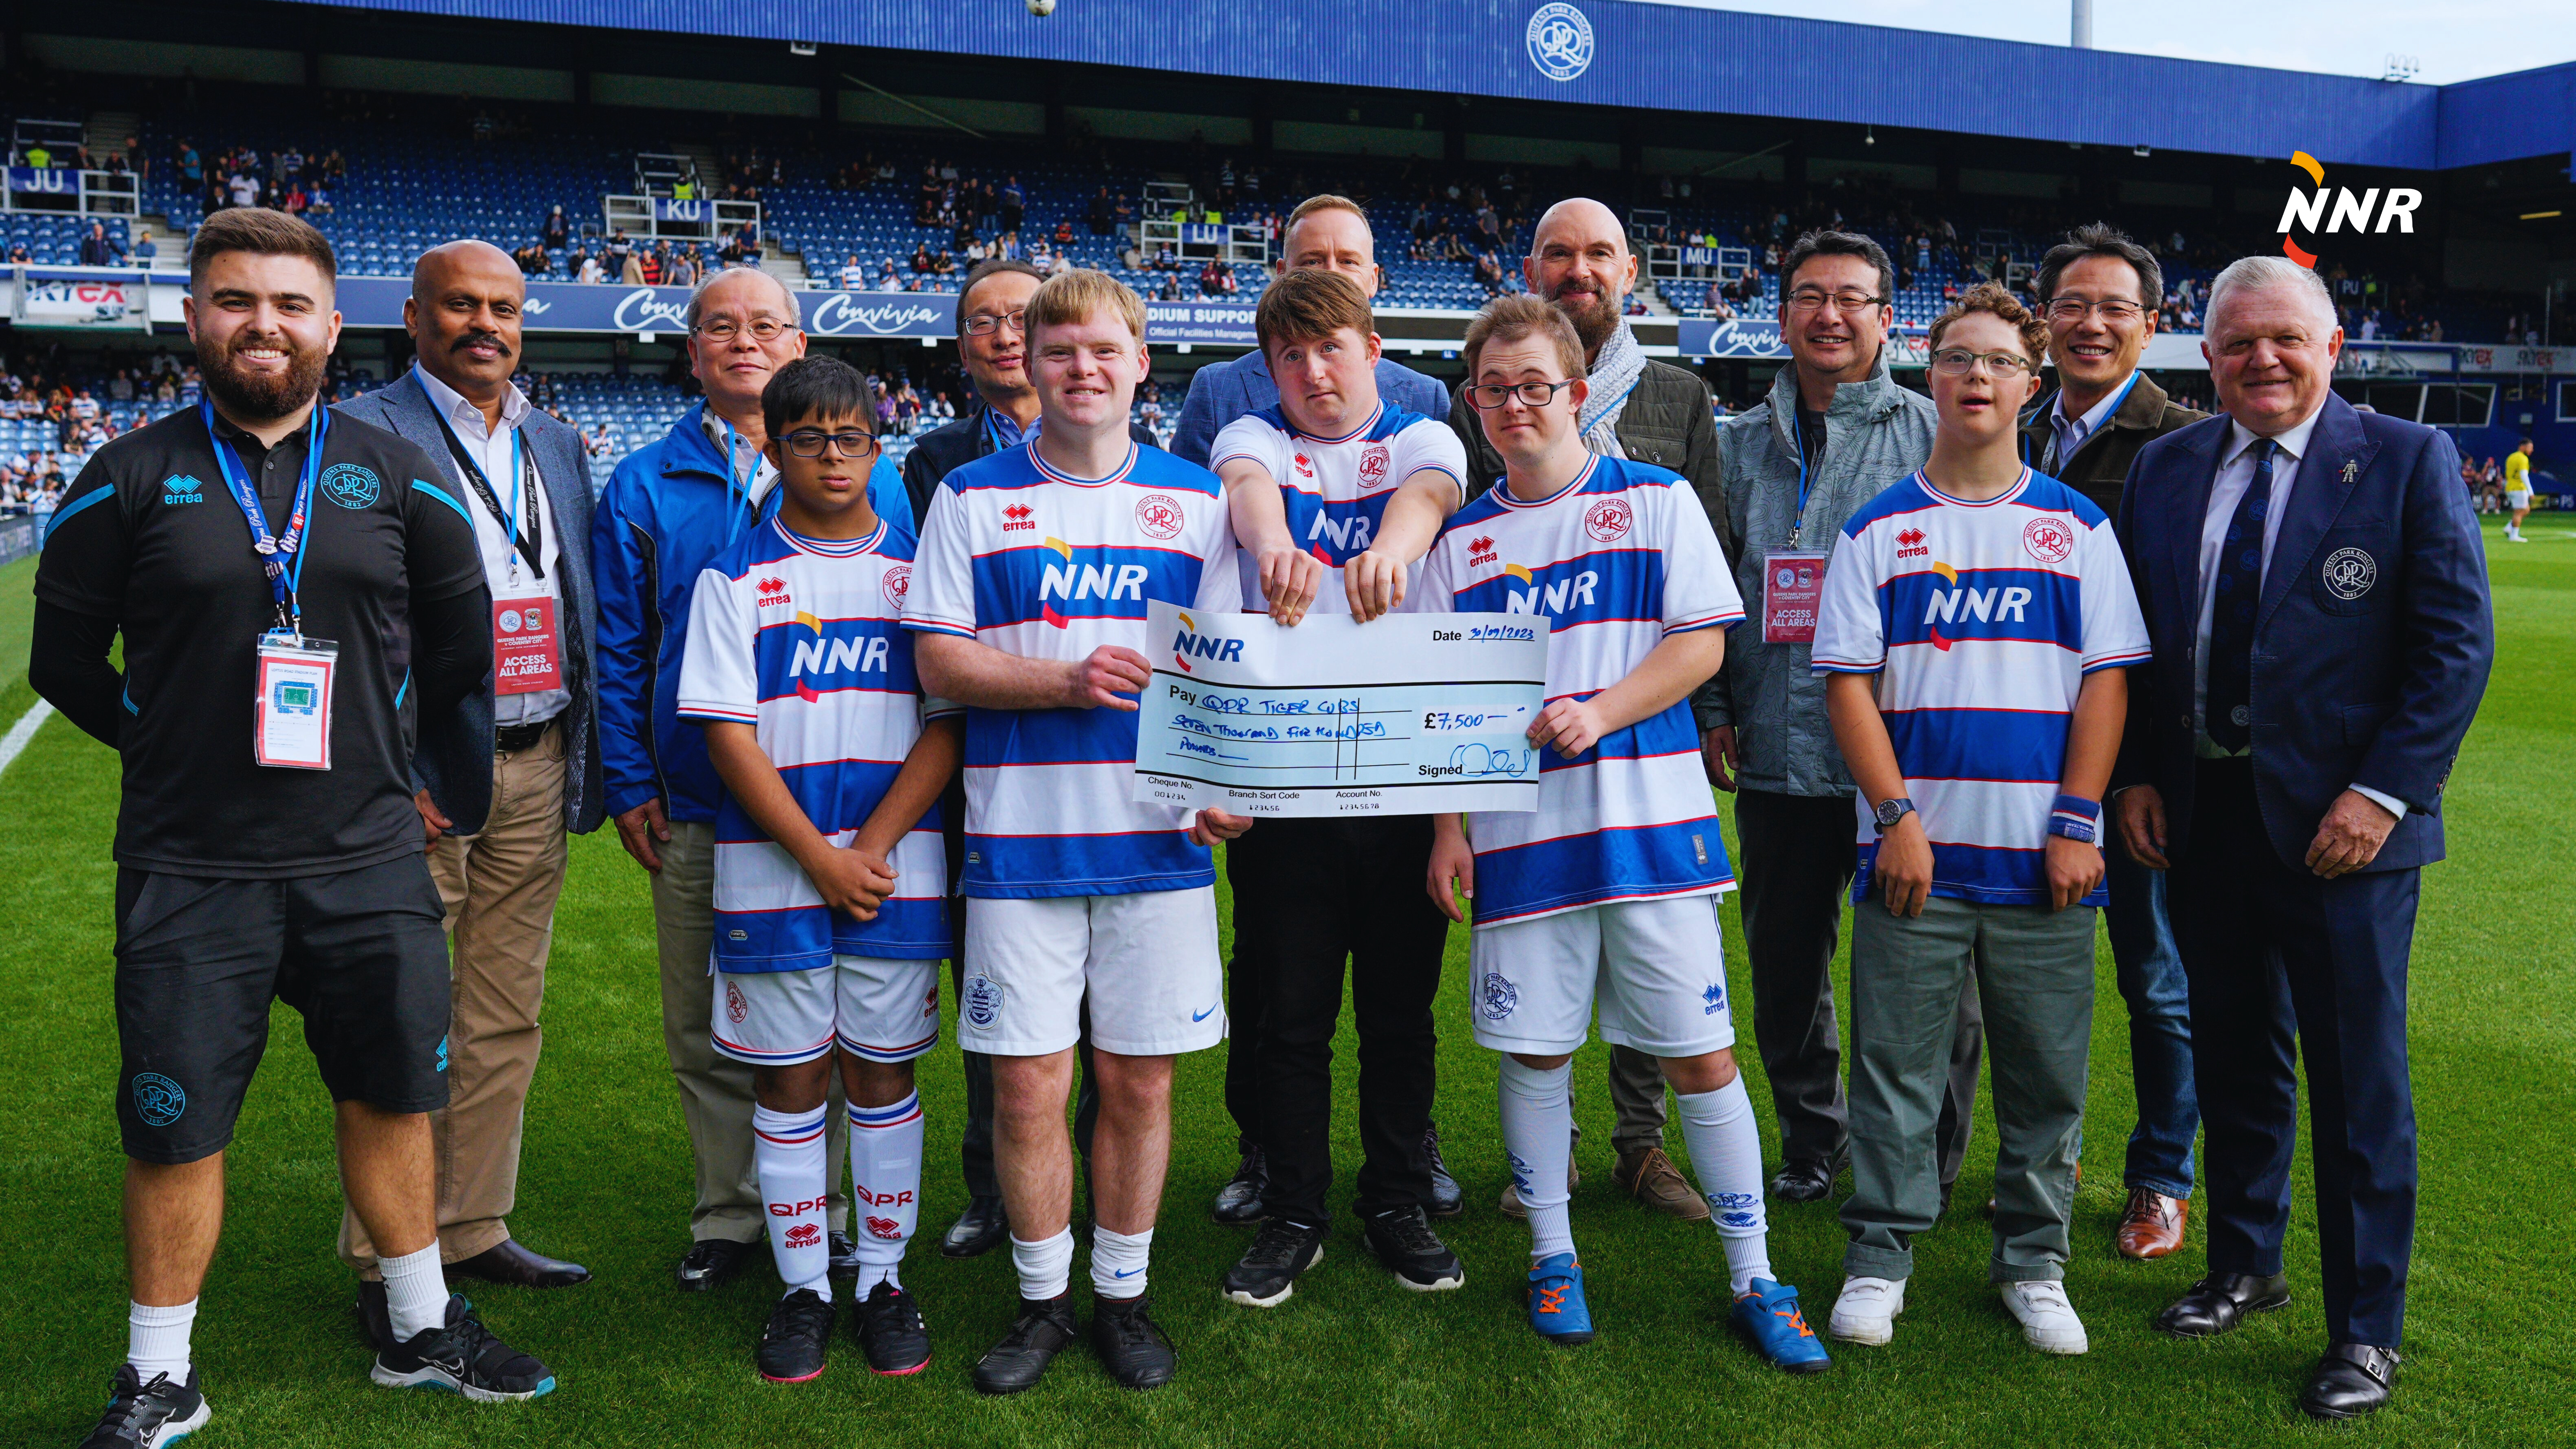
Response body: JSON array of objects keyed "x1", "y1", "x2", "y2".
[
  {"x1": 332, "y1": 240, "x2": 604, "y2": 1322},
  {"x1": 1445, "y1": 197, "x2": 1736, "y2": 1224}
]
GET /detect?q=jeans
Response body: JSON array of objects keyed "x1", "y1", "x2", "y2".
[{"x1": 2104, "y1": 848, "x2": 2198, "y2": 1197}]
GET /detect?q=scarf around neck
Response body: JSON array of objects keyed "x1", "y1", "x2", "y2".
[{"x1": 1578, "y1": 319, "x2": 1646, "y2": 457}]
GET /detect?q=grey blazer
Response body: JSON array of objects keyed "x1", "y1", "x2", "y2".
[{"x1": 335, "y1": 372, "x2": 605, "y2": 836}]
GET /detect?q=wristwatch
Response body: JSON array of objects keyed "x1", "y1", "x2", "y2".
[{"x1": 1872, "y1": 796, "x2": 1916, "y2": 834}]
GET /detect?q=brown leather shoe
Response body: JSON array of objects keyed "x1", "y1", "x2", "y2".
[
  {"x1": 1614, "y1": 1146, "x2": 1711, "y2": 1222},
  {"x1": 1498, "y1": 1157, "x2": 1580, "y2": 1220},
  {"x1": 2114, "y1": 1187, "x2": 2189, "y2": 1260}
]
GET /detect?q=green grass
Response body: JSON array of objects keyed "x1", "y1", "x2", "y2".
[{"x1": 1, "y1": 515, "x2": 2569, "y2": 1447}]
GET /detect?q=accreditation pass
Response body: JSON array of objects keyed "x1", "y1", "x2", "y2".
[{"x1": 253, "y1": 632, "x2": 338, "y2": 770}]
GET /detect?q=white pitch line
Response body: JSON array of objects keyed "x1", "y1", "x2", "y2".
[{"x1": 0, "y1": 699, "x2": 55, "y2": 777}]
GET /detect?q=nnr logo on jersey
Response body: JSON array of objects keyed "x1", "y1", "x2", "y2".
[
  {"x1": 1307, "y1": 509, "x2": 1376, "y2": 553},
  {"x1": 1466, "y1": 534, "x2": 1498, "y2": 568},
  {"x1": 2022, "y1": 516, "x2": 2074, "y2": 566},
  {"x1": 1584, "y1": 497, "x2": 1632, "y2": 542},
  {"x1": 789, "y1": 632, "x2": 893, "y2": 684},
  {"x1": 1134, "y1": 493, "x2": 1185, "y2": 539},
  {"x1": 1921, "y1": 562, "x2": 2032, "y2": 650},
  {"x1": 1896, "y1": 527, "x2": 1929, "y2": 560},
  {"x1": 1526, "y1": 2, "x2": 1594, "y2": 82},
  {"x1": 1358, "y1": 443, "x2": 1391, "y2": 489},
  {"x1": 1505, "y1": 565, "x2": 1598, "y2": 617},
  {"x1": 1001, "y1": 501, "x2": 1035, "y2": 532},
  {"x1": 755, "y1": 575, "x2": 791, "y2": 608}
]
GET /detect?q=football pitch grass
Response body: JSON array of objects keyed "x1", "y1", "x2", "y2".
[{"x1": 0, "y1": 515, "x2": 2568, "y2": 1447}]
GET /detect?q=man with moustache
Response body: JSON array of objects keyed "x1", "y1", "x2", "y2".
[
  {"x1": 35, "y1": 208, "x2": 556, "y2": 1445},
  {"x1": 1698, "y1": 230, "x2": 1984, "y2": 1212},
  {"x1": 594, "y1": 267, "x2": 906, "y2": 1292},
  {"x1": 1447, "y1": 196, "x2": 1732, "y2": 1223},
  {"x1": 2018, "y1": 225, "x2": 2207, "y2": 1260},
  {"x1": 1170, "y1": 195, "x2": 1458, "y2": 1227},
  {"x1": 902, "y1": 257, "x2": 1158, "y2": 1258},
  {"x1": 330, "y1": 240, "x2": 604, "y2": 1327}
]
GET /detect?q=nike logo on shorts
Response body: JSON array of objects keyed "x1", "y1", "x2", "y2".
[{"x1": 1191, "y1": 1002, "x2": 1218, "y2": 1022}]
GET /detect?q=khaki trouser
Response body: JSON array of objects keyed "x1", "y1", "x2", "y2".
[
  {"x1": 654, "y1": 820, "x2": 848, "y2": 1243},
  {"x1": 341, "y1": 723, "x2": 569, "y2": 1269}
]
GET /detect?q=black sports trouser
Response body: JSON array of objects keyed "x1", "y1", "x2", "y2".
[{"x1": 1226, "y1": 814, "x2": 1453, "y2": 1225}]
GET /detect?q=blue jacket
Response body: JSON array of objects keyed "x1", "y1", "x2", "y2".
[
  {"x1": 1170, "y1": 348, "x2": 1450, "y2": 466},
  {"x1": 2112, "y1": 392, "x2": 2492, "y2": 872},
  {"x1": 591, "y1": 400, "x2": 905, "y2": 824}
]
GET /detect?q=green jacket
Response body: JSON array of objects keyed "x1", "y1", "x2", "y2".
[
  {"x1": 2017, "y1": 370, "x2": 2205, "y2": 522},
  {"x1": 1695, "y1": 353, "x2": 1935, "y2": 798}
]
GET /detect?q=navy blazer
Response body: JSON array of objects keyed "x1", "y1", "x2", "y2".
[
  {"x1": 2112, "y1": 391, "x2": 2492, "y2": 872},
  {"x1": 335, "y1": 373, "x2": 606, "y2": 838}
]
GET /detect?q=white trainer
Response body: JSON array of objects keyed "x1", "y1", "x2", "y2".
[
  {"x1": 2001, "y1": 1280, "x2": 2090, "y2": 1354},
  {"x1": 1829, "y1": 1276, "x2": 1905, "y2": 1345}
]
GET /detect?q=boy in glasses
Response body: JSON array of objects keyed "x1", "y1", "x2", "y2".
[
  {"x1": 677, "y1": 356, "x2": 963, "y2": 1383},
  {"x1": 1811, "y1": 284, "x2": 2148, "y2": 1355},
  {"x1": 1419, "y1": 297, "x2": 1826, "y2": 1372}
]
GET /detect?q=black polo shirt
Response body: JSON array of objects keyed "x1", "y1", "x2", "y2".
[{"x1": 36, "y1": 405, "x2": 484, "y2": 878}]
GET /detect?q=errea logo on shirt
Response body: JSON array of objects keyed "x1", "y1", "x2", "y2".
[{"x1": 161, "y1": 474, "x2": 206, "y2": 505}]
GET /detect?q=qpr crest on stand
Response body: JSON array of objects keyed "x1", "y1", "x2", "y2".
[{"x1": 1526, "y1": 3, "x2": 1595, "y2": 82}]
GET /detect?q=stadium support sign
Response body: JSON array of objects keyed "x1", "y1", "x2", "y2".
[{"x1": 9, "y1": 265, "x2": 151, "y2": 331}]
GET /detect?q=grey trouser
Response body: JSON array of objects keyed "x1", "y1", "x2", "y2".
[
  {"x1": 1842, "y1": 895, "x2": 2095, "y2": 1283},
  {"x1": 655, "y1": 820, "x2": 848, "y2": 1243}
]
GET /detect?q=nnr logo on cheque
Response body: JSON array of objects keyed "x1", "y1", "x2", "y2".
[{"x1": 1526, "y1": 3, "x2": 1594, "y2": 82}]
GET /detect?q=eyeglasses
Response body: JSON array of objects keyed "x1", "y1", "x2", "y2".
[
  {"x1": 1464, "y1": 378, "x2": 1578, "y2": 410},
  {"x1": 694, "y1": 316, "x2": 795, "y2": 343},
  {"x1": 1786, "y1": 288, "x2": 1888, "y2": 314},
  {"x1": 2044, "y1": 298, "x2": 2147, "y2": 324},
  {"x1": 781, "y1": 429, "x2": 880, "y2": 458},
  {"x1": 961, "y1": 309, "x2": 1028, "y2": 337},
  {"x1": 1928, "y1": 348, "x2": 2036, "y2": 378}
]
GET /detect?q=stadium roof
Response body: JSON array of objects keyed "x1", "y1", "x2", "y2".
[{"x1": 288, "y1": 0, "x2": 2573, "y2": 171}]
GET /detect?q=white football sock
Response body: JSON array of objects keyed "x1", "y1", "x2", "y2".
[
  {"x1": 1678, "y1": 1076, "x2": 1773, "y2": 1293},
  {"x1": 1091, "y1": 1225, "x2": 1154, "y2": 1300},
  {"x1": 1011, "y1": 1227, "x2": 1076, "y2": 1302},
  {"x1": 380, "y1": 1241, "x2": 451, "y2": 1342},
  {"x1": 753, "y1": 1102, "x2": 833, "y2": 1300},
  {"x1": 848, "y1": 1091, "x2": 925, "y2": 1292},
  {"x1": 127, "y1": 1298, "x2": 196, "y2": 1383},
  {"x1": 1498, "y1": 1056, "x2": 1577, "y2": 1262}
]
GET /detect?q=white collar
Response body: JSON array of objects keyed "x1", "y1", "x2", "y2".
[
  {"x1": 413, "y1": 365, "x2": 529, "y2": 440},
  {"x1": 2053, "y1": 372, "x2": 2136, "y2": 439},
  {"x1": 2225, "y1": 405, "x2": 2324, "y2": 467}
]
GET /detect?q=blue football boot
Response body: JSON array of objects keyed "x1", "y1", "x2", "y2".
[
  {"x1": 1733, "y1": 1278, "x2": 1832, "y2": 1373},
  {"x1": 1524, "y1": 1253, "x2": 1595, "y2": 1346}
]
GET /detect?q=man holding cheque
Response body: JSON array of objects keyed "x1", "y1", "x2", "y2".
[
  {"x1": 1200, "y1": 269, "x2": 1471, "y2": 1308},
  {"x1": 1419, "y1": 295, "x2": 1825, "y2": 1372}
]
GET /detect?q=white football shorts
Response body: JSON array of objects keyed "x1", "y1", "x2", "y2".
[
  {"x1": 711, "y1": 954, "x2": 942, "y2": 1067},
  {"x1": 1468, "y1": 892, "x2": 1738, "y2": 1058},
  {"x1": 959, "y1": 886, "x2": 1224, "y2": 1057}
]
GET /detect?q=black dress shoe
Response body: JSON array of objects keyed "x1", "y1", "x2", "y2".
[
  {"x1": 1768, "y1": 1157, "x2": 1838, "y2": 1203},
  {"x1": 1425, "y1": 1124, "x2": 1464, "y2": 1220},
  {"x1": 2301, "y1": 1343, "x2": 2399, "y2": 1420},
  {"x1": 1092, "y1": 1292, "x2": 1177, "y2": 1390},
  {"x1": 675, "y1": 1236, "x2": 759, "y2": 1293},
  {"x1": 1212, "y1": 1146, "x2": 1268, "y2": 1225},
  {"x1": 2152, "y1": 1272, "x2": 2292, "y2": 1338},
  {"x1": 451, "y1": 1238, "x2": 592, "y2": 1288},
  {"x1": 941, "y1": 1195, "x2": 1009, "y2": 1259},
  {"x1": 829, "y1": 1230, "x2": 859, "y2": 1282},
  {"x1": 356, "y1": 1279, "x2": 395, "y2": 1352},
  {"x1": 972, "y1": 1293, "x2": 1080, "y2": 1395}
]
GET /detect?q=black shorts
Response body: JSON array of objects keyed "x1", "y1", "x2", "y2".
[{"x1": 113, "y1": 854, "x2": 451, "y2": 1164}]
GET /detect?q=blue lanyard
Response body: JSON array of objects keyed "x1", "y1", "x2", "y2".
[
  {"x1": 720, "y1": 418, "x2": 758, "y2": 545},
  {"x1": 203, "y1": 396, "x2": 328, "y2": 631},
  {"x1": 1788, "y1": 405, "x2": 1817, "y2": 548},
  {"x1": 982, "y1": 406, "x2": 1034, "y2": 454},
  {"x1": 2045, "y1": 371, "x2": 2143, "y2": 471}
]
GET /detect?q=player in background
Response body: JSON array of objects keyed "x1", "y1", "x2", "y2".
[
  {"x1": 905, "y1": 270, "x2": 1249, "y2": 1394},
  {"x1": 1202, "y1": 269, "x2": 1469, "y2": 1307},
  {"x1": 2503, "y1": 437, "x2": 2533, "y2": 541},
  {"x1": 1810, "y1": 285, "x2": 2147, "y2": 1355},
  {"x1": 676, "y1": 358, "x2": 962, "y2": 1383},
  {"x1": 1421, "y1": 297, "x2": 1829, "y2": 1372}
]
